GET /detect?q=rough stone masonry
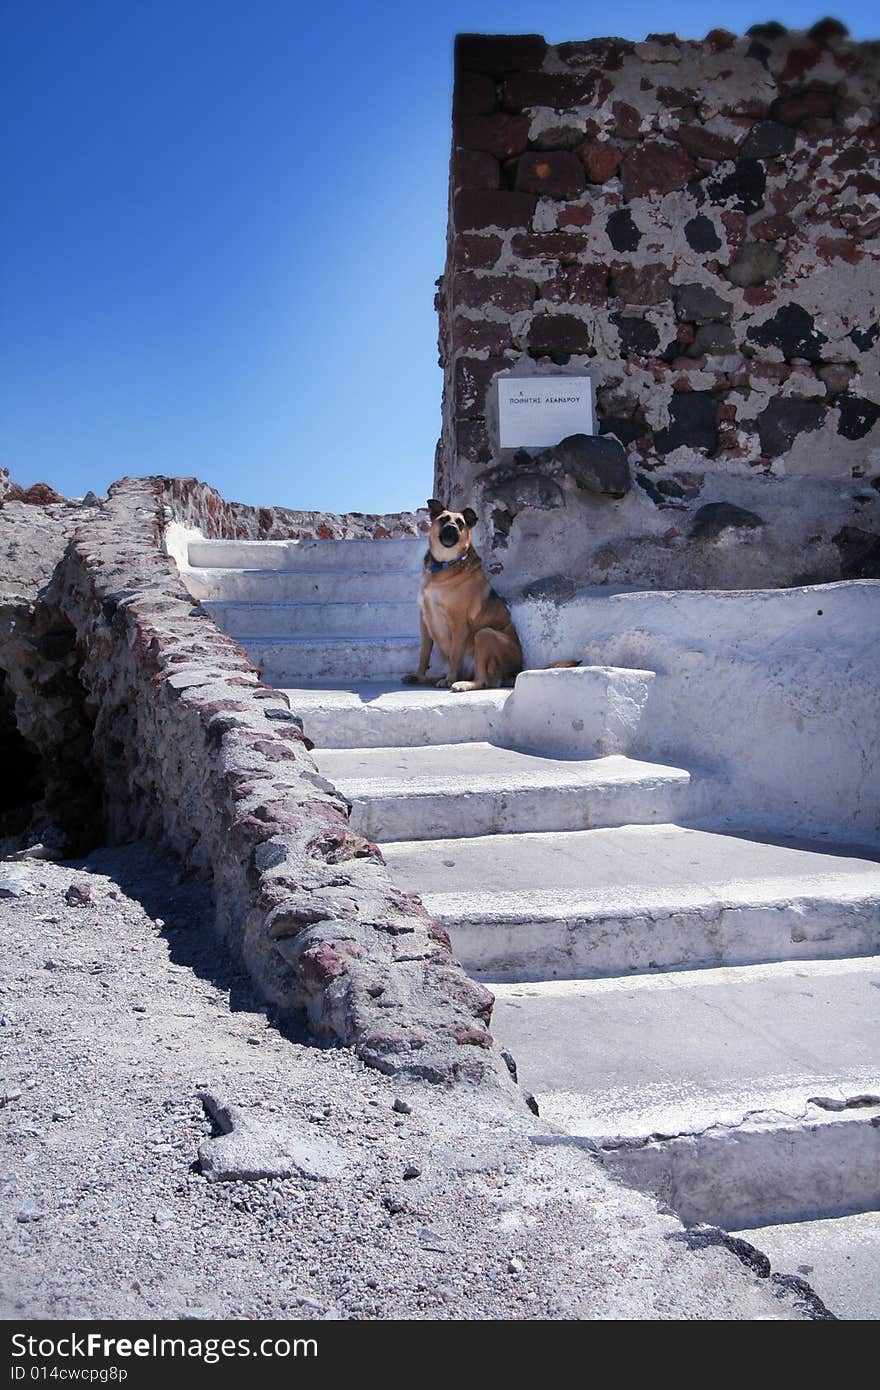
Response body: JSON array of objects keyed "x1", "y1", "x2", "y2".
[{"x1": 435, "y1": 21, "x2": 880, "y2": 591}]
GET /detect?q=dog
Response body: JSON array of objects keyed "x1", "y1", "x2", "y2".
[{"x1": 402, "y1": 499, "x2": 523, "y2": 692}]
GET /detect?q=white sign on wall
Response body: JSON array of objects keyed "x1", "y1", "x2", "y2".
[{"x1": 497, "y1": 376, "x2": 595, "y2": 449}]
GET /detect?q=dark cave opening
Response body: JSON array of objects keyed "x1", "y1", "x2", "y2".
[{"x1": 0, "y1": 668, "x2": 46, "y2": 837}]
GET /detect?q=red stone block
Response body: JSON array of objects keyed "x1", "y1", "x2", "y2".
[
  {"x1": 671, "y1": 124, "x2": 739, "y2": 163},
  {"x1": 541, "y1": 265, "x2": 608, "y2": 306},
  {"x1": 456, "y1": 33, "x2": 548, "y2": 75},
  {"x1": 576, "y1": 138, "x2": 621, "y2": 183},
  {"x1": 453, "y1": 233, "x2": 503, "y2": 269},
  {"x1": 721, "y1": 209, "x2": 748, "y2": 252},
  {"x1": 453, "y1": 70, "x2": 497, "y2": 116},
  {"x1": 611, "y1": 262, "x2": 672, "y2": 305},
  {"x1": 454, "y1": 356, "x2": 507, "y2": 416},
  {"x1": 515, "y1": 151, "x2": 586, "y2": 198},
  {"x1": 752, "y1": 212, "x2": 796, "y2": 240},
  {"x1": 454, "y1": 112, "x2": 530, "y2": 159},
  {"x1": 771, "y1": 87, "x2": 836, "y2": 127},
  {"x1": 750, "y1": 361, "x2": 791, "y2": 381},
  {"x1": 454, "y1": 320, "x2": 513, "y2": 355},
  {"x1": 743, "y1": 286, "x2": 777, "y2": 305},
  {"x1": 557, "y1": 37, "x2": 634, "y2": 70},
  {"x1": 454, "y1": 189, "x2": 536, "y2": 232},
  {"x1": 502, "y1": 69, "x2": 605, "y2": 112},
  {"x1": 705, "y1": 28, "x2": 737, "y2": 52},
  {"x1": 527, "y1": 314, "x2": 592, "y2": 355},
  {"x1": 611, "y1": 101, "x2": 642, "y2": 139},
  {"x1": 452, "y1": 148, "x2": 501, "y2": 190},
  {"x1": 457, "y1": 419, "x2": 493, "y2": 465},
  {"x1": 510, "y1": 231, "x2": 590, "y2": 261},
  {"x1": 455, "y1": 271, "x2": 535, "y2": 313},
  {"x1": 620, "y1": 142, "x2": 695, "y2": 199},
  {"x1": 809, "y1": 17, "x2": 849, "y2": 42},
  {"x1": 816, "y1": 235, "x2": 862, "y2": 264},
  {"x1": 556, "y1": 204, "x2": 594, "y2": 228}
]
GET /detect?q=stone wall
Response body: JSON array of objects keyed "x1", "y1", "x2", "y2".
[
  {"x1": 436, "y1": 21, "x2": 880, "y2": 591},
  {"x1": 0, "y1": 490, "x2": 103, "y2": 853},
  {"x1": 163, "y1": 476, "x2": 429, "y2": 542},
  {"x1": 35, "y1": 478, "x2": 502, "y2": 1086}
]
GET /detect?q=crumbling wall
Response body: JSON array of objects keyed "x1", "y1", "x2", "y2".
[
  {"x1": 0, "y1": 489, "x2": 102, "y2": 853},
  {"x1": 437, "y1": 21, "x2": 880, "y2": 591},
  {"x1": 163, "y1": 476, "x2": 429, "y2": 542},
  {"x1": 43, "y1": 478, "x2": 502, "y2": 1085}
]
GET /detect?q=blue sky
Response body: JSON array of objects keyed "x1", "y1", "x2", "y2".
[{"x1": 3, "y1": 2, "x2": 876, "y2": 512}]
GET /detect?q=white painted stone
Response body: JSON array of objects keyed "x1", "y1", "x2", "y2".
[
  {"x1": 382, "y1": 824, "x2": 880, "y2": 978},
  {"x1": 202, "y1": 598, "x2": 419, "y2": 639},
  {"x1": 282, "y1": 681, "x2": 510, "y2": 749},
  {"x1": 512, "y1": 580, "x2": 880, "y2": 847},
  {"x1": 735, "y1": 1212, "x2": 880, "y2": 1320},
  {"x1": 501, "y1": 665, "x2": 655, "y2": 756},
  {"x1": 318, "y1": 744, "x2": 691, "y2": 842},
  {"x1": 187, "y1": 537, "x2": 424, "y2": 572},
  {"x1": 184, "y1": 566, "x2": 419, "y2": 603},
  {"x1": 243, "y1": 635, "x2": 423, "y2": 683},
  {"x1": 490, "y1": 957, "x2": 880, "y2": 1140},
  {"x1": 600, "y1": 1107, "x2": 880, "y2": 1232}
]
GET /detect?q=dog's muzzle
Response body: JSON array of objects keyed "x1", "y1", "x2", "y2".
[{"x1": 439, "y1": 525, "x2": 460, "y2": 548}]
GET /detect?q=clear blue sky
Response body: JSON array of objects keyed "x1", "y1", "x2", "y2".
[{"x1": 3, "y1": 2, "x2": 876, "y2": 512}]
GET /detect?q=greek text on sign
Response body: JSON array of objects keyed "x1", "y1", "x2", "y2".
[{"x1": 498, "y1": 376, "x2": 595, "y2": 449}]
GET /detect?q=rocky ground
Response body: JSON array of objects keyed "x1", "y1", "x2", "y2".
[{"x1": 0, "y1": 839, "x2": 804, "y2": 1321}]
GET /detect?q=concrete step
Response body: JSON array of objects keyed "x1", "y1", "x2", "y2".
[
  {"x1": 202, "y1": 599, "x2": 420, "y2": 639},
  {"x1": 490, "y1": 956, "x2": 880, "y2": 1241},
  {"x1": 241, "y1": 635, "x2": 422, "y2": 683},
  {"x1": 187, "y1": 537, "x2": 424, "y2": 572},
  {"x1": 317, "y1": 744, "x2": 691, "y2": 842},
  {"x1": 734, "y1": 1212, "x2": 880, "y2": 1320},
  {"x1": 283, "y1": 681, "x2": 511, "y2": 749},
  {"x1": 381, "y1": 824, "x2": 880, "y2": 978},
  {"x1": 184, "y1": 566, "x2": 420, "y2": 603}
]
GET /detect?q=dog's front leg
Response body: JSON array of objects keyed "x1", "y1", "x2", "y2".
[
  {"x1": 402, "y1": 617, "x2": 436, "y2": 686},
  {"x1": 439, "y1": 627, "x2": 468, "y2": 688}
]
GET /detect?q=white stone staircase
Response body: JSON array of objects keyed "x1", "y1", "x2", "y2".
[{"x1": 182, "y1": 535, "x2": 880, "y2": 1314}]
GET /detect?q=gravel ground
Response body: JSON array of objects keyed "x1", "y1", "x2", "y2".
[{"x1": 0, "y1": 840, "x2": 799, "y2": 1321}]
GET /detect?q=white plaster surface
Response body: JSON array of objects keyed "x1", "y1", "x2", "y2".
[
  {"x1": 283, "y1": 680, "x2": 511, "y2": 749},
  {"x1": 489, "y1": 956, "x2": 880, "y2": 1139},
  {"x1": 187, "y1": 536, "x2": 424, "y2": 571},
  {"x1": 318, "y1": 744, "x2": 691, "y2": 841},
  {"x1": 202, "y1": 597, "x2": 420, "y2": 638},
  {"x1": 382, "y1": 824, "x2": 880, "y2": 978},
  {"x1": 512, "y1": 580, "x2": 880, "y2": 846},
  {"x1": 735, "y1": 1213, "x2": 880, "y2": 1321}
]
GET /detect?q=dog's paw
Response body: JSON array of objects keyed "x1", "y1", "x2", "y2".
[
  {"x1": 401, "y1": 673, "x2": 419, "y2": 685},
  {"x1": 451, "y1": 680, "x2": 478, "y2": 693}
]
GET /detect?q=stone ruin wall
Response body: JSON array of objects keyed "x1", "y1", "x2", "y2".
[
  {"x1": 0, "y1": 476, "x2": 505, "y2": 1088},
  {"x1": 163, "y1": 476, "x2": 429, "y2": 542},
  {"x1": 435, "y1": 21, "x2": 880, "y2": 593}
]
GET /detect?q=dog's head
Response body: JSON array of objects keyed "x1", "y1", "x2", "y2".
[{"x1": 427, "y1": 499, "x2": 477, "y2": 562}]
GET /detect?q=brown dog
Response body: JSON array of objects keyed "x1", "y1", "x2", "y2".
[{"x1": 402, "y1": 499, "x2": 523, "y2": 692}]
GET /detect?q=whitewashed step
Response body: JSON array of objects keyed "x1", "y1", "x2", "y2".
[
  {"x1": 490, "y1": 957, "x2": 880, "y2": 1141},
  {"x1": 184, "y1": 567, "x2": 420, "y2": 603},
  {"x1": 187, "y1": 537, "x2": 424, "y2": 572},
  {"x1": 734, "y1": 1212, "x2": 880, "y2": 1319},
  {"x1": 247, "y1": 634, "x2": 422, "y2": 683},
  {"x1": 381, "y1": 823, "x2": 880, "y2": 979},
  {"x1": 316, "y1": 744, "x2": 691, "y2": 842},
  {"x1": 202, "y1": 599, "x2": 419, "y2": 639},
  {"x1": 283, "y1": 682, "x2": 511, "y2": 749}
]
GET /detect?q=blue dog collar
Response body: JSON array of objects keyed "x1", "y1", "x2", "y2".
[{"x1": 426, "y1": 546, "x2": 470, "y2": 574}]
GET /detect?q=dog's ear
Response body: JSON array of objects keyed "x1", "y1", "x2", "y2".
[
  {"x1": 427, "y1": 498, "x2": 445, "y2": 519},
  {"x1": 462, "y1": 507, "x2": 478, "y2": 528}
]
